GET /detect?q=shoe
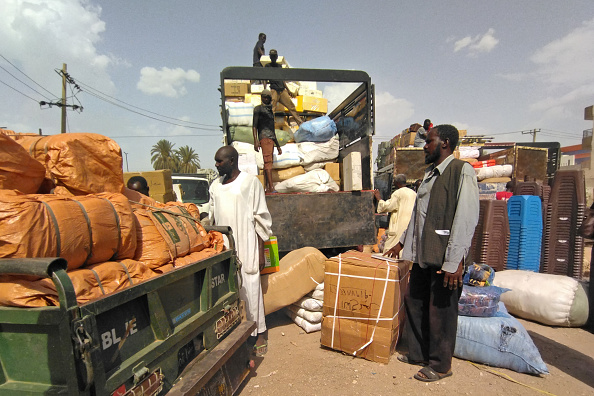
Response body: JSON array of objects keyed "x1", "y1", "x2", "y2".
[
  {"x1": 413, "y1": 366, "x2": 453, "y2": 382},
  {"x1": 397, "y1": 354, "x2": 428, "y2": 366},
  {"x1": 253, "y1": 343, "x2": 268, "y2": 357}
]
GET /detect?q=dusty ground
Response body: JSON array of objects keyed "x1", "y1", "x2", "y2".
[{"x1": 237, "y1": 311, "x2": 594, "y2": 396}]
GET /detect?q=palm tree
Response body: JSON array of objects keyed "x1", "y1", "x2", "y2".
[
  {"x1": 176, "y1": 145, "x2": 201, "y2": 173},
  {"x1": 151, "y1": 139, "x2": 179, "y2": 171}
]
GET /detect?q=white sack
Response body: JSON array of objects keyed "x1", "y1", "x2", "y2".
[
  {"x1": 284, "y1": 308, "x2": 322, "y2": 333},
  {"x1": 298, "y1": 135, "x2": 339, "y2": 166},
  {"x1": 493, "y1": 270, "x2": 589, "y2": 327},
  {"x1": 287, "y1": 304, "x2": 323, "y2": 323},
  {"x1": 303, "y1": 161, "x2": 332, "y2": 172},
  {"x1": 308, "y1": 289, "x2": 324, "y2": 301},
  {"x1": 275, "y1": 169, "x2": 339, "y2": 193},
  {"x1": 226, "y1": 102, "x2": 254, "y2": 126},
  {"x1": 294, "y1": 296, "x2": 323, "y2": 312},
  {"x1": 458, "y1": 146, "x2": 480, "y2": 159},
  {"x1": 255, "y1": 143, "x2": 303, "y2": 170}
]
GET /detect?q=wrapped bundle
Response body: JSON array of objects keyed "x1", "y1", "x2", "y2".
[
  {"x1": 10, "y1": 133, "x2": 124, "y2": 195},
  {"x1": 0, "y1": 135, "x2": 46, "y2": 193},
  {"x1": 0, "y1": 192, "x2": 136, "y2": 270}
]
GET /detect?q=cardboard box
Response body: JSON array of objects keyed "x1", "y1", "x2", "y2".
[
  {"x1": 399, "y1": 132, "x2": 415, "y2": 147},
  {"x1": 342, "y1": 152, "x2": 362, "y2": 191},
  {"x1": 251, "y1": 84, "x2": 264, "y2": 94},
  {"x1": 151, "y1": 191, "x2": 176, "y2": 203},
  {"x1": 124, "y1": 169, "x2": 173, "y2": 195},
  {"x1": 259, "y1": 55, "x2": 288, "y2": 67},
  {"x1": 224, "y1": 81, "x2": 250, "y2": 97},
  {"x1": 262, "y1": 236, "x2": 280, "y2": 275},
  {"x1": 260, "y1": 166, "x2": 305, "y2": 183},
  {"x1": 245, "y1": 93, "x2": 262, "y2": 106},
  {"x1": 296, "y1": 95, "x2": 328, "y2": 114},
  {"x1": 324, "y1": 163, "x2": 340, "y2": 185},
  {"x1": 321, "y1": 251, "x2": 409, "y2": 363}
]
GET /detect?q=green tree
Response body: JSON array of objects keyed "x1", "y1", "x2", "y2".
[
  {"x1": 176, "y1": 145, "x2": 201, "y2": 173},
  {"x1": 151, "y1": 139, "x2": 179, "y2": 171}
]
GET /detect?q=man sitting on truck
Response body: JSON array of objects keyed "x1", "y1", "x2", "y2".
[
  {"x1": 264, "y1": 49, "x2": 303, "y2": 126},
  {"x1": 253, "y1": 89, "x2": 283, "y2": 193},
  {"x1": 209, "y1": 146, "x2": 273, "y2": 356}
]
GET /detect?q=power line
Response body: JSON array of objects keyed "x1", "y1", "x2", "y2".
[
  {"x1": 0, "y1": 78, "x2": 42, "y2": 103},
  {"x1": 110, "y1": 134, "x2": 221, "y2": 138},
  {"x1": 81, "y1": 89, "x2": 221, "y2": 131},
  {"x1": 0, "y1": 53, "x2": 58, "y2": 99},
  {"x1": 70, "y1": 75, "x2": 219, "y2": 128}
]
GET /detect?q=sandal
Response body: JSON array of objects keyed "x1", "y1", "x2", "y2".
[
  {"x1": 413, "y1": 366, "x2": 452, "y2": 382},
  {"x1": 397, "y1": 354, "x2": 428, "y2": 366},
  {"x1": 253, "y1": 344, "x2": 268, "y2": 357}
]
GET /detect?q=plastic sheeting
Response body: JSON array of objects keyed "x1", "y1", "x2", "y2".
[
  {"x1": 0, "y1": 135, "x2": 46, "y2": 194},
  {"x1": 0, "y1": 192, "x2": 137, "y2": 269},
  {"x1": 10, "y1": 132, "x2": 124, "y2": 195}
]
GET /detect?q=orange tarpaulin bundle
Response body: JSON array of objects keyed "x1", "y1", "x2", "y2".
[
  {"x1": 0, "y1": 259, "x2": 153, "y2": 307},
  {"x1": 0, "y1": 134, "x2": 46, "y2": 193},
  {"x1": 133, "y1": 202, "x2": 209, "y2": 269},
  {"x1": 173, "y1": 231, "x2": 226, "y2": 268},
  {"x1": 7, "y1": 132, "x2": 124, "y2": 195},
  {"x1": 0, "y1": 192, "x2": 137, "y2": 269}
]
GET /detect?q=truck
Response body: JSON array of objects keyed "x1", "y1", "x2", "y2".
[
  {"x1": 220, "y1": 67, "x2": 377, "y2": 253},
  {"x1": 0, "y1": 226, "x2": 255, "y2": 395}
]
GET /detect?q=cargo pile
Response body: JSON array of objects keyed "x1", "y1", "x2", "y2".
[
  {"x1": 224, "y1": 76, "x2": 363, "y2": 192},
  {"x1": 0, "y1": 130, "x2": 224, "y2": 307}
]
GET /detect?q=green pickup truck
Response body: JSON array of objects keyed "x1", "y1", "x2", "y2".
[{"x1": 0, "y1": 226, "x2": 254, "y2": 395}]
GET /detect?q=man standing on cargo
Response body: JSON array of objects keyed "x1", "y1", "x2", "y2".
[
  {"x1": 253, "y1": 33, "x2": 266, "y2": 67},
  {"x1": 413, "y1": 119, "x2": 432, "y2": 147},
  {"x1": 373, "y1": 174, "x2": 416, "y2": 254},
  {"x1": 253, "y1": 89, "x2": 283, "y2": 193},
  {"x1": 209, "y1": 146, "x2": 273, "y2": 356},
  {"x1": 264, "y1": 49, "x2": 304, "y2": 126},
  {"x1": 386, "y1": 125, "x2": 479, "y2": 382}
]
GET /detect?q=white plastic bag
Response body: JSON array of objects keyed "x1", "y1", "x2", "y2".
[
  {"x1": 294, "y1": 296, "x2": 323, "y2": 312},
  {"x1": 287, "y1": 304, "x2": 323, "y2": 323},
  {"x1": 226, "y1": 102, "x2": 254, "y2": 126},
  {"x1": 275, "y1": 169, "x2": 339, "y2": 193},
  {"x1": 255, "y1": 143, "x2": 303, "y2": 170},
  {"x1": 298, "y1": 135, "x2": 339, "y2": 166}
]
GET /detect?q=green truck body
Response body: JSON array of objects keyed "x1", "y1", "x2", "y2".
[{"x1": 0, "y1": 226, "x2": 254, "y2": 395}]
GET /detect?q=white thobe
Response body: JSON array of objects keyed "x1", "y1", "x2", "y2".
[
  {"x1": 209, "y1": 172, "x2": 272, "y2": 335},
  {"x1": 377, "y1": 187, "x2": 417, "y2": 254}
]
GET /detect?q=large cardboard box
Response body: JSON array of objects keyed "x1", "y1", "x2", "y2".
[
  {"x1": 276, "y1": 98, "x2": 298, "y2": 112},
  {"x1": 224, "y1": 81, "x2": 250, "y2": 97},
  {"x1": 296, "y1": 96, "x2": 328, "y2": 114},
  {"x1": 245, "y1": 93, "x2": 262, "y2": 106},
  {"x1": 260, "y1": 166, "x2": 305, "y2": 183},
  {"x1": 124, "y1": 169, "x2": 173, "y2": 195},
  {"x1": 321, "y1": 251, "x2": 409, "y2": 363}
]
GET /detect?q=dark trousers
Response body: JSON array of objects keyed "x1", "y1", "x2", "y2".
[{"x1": 404, "y1": 263, "x2": 462, "y2": 373}]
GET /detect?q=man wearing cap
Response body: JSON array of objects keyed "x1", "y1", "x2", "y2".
[
  {"x1": 253, "y1": 89, "x2": 282, "y2": 193},
  {"x1": 264, "y1": 49, "x2": 303, "y2": 126}
]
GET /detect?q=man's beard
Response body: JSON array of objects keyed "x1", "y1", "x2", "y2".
[{"x1": 425, "y1": 144, "x2": 441, "y2": 164}]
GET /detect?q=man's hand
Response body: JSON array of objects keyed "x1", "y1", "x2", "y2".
[
  {"x1": 254, "y1": 141, "x2": 260, "y2": 152},
  {"x1": 373, "y1": 189, "x2": 381, "y2": 201},
  {"x1": 384, "y1": 242, "x2": 403, "y2": 258},
  {"x1": 277, "y1": 146, "x2": 282, "y2": 155},
  {"x1": 437, "y1": 259, "x2": 464, "y2": 290}
]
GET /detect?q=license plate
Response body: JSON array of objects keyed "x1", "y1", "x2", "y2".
[{"x1": 215, "y1": 302, "x2": 240, "y2": 340}]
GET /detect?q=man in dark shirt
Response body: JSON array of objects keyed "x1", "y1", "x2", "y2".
[
  {"x1": 264, "y1": 49, "x2": 303, "y2": 126},
  {"x1": 253, "y1": 33, "x2": 266, "y2": 67},
  {"x1": 253, "y1": 89, "x2": 282, "y2": 193}
]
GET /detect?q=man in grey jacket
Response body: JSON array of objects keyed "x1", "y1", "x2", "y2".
[{"x1": 386, "y1": 124, "x2": 479, "y2": 382}]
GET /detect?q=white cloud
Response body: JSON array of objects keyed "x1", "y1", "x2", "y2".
[
  {"x1": 0, "y1": 1, "x2": 114, "y2": 93},
  {"x1": 137, "y1": 67, "x2": 200, "y2": 98},
  {"x1": 531, "y1": 18, "x2": 594, "y2": 87},
  {"x1": 453, "y1": 28, "x2": 499, "y2": 56},
  {"x1": 374, "y1": 91, "x2": 415, "y2": 137},
  {"x1": 527, "y1": 18, "x2": 594, "y2": 123}
]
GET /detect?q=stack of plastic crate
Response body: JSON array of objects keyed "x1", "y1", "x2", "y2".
[
  {"x1": 542, "y1": 170, "x2": 586, "y2": 279},
  {"x1": 506, "y1": 195, "x2": 543, "y2": 272},
  {"x1": 470, "y1": 200, "x2": 509, "y2": 271}
]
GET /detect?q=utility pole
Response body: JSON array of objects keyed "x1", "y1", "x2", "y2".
[
  {"x1": 124, "y1": 152, "x2": 129, "y2": 172},
  {"x1": 61, "y1": 63, "x2": 67, "y2": 133},
  {"x1": 521, "y1": 128, "x2": 540, "y2": 142}
]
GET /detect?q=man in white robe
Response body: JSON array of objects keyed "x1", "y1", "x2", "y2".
[
  {"x1": 374, "y1": 174, "x2": 416, "y2": 254},
  {"x1": 209, "y1": 146, "x2": 273, "y2": 356}
]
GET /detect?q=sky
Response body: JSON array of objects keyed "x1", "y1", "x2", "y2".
[{"x1": 1, "y1": 0, "x2": 593, "y2": 172}]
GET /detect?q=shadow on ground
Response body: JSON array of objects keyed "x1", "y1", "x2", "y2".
[{"x1": 528, "y1": 330, "x2": 594, "y2": 389}]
